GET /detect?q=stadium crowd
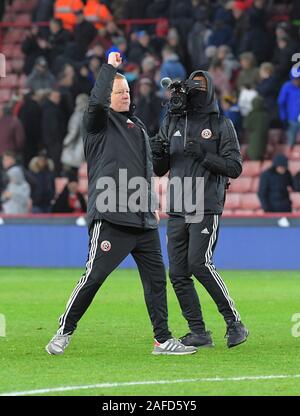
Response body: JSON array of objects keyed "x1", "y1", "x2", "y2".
[{"x1": 0, "y1": 0, "x2": 300, "y2": 214}]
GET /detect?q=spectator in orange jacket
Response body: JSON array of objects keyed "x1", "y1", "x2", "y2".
[
  {"x1": 84, "y1": 0, "x2": 113, "y2": 30},
  {"x1": 54, "y1": 0, "x2": 84, "y2": 31}
]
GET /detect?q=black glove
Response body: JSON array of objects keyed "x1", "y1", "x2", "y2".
[
  {"x1": 150, "y1": 136, "x2": 168, "y2": 158},
  {"x1": 184, "y1": 138, "x2": 206, "y2": 162}
]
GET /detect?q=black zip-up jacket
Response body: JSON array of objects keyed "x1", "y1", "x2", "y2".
[
  {"x1": 153, "y1": 70, "x2": 243, "y2": 216},
  {"x1": 83, "y1": 63, "x2": 157, "y2": 229}
]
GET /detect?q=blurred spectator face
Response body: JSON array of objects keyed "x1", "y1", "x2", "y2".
[
  {"x1": 89, "y1": 57, "x2": 101, "y2": 73},
  {"x1": 49, "y1": 91, "x2": 61, "y2": 105},
  {"x1": 64, "y1": 64, "x2": 75, "y2": 79},
  {"x1": 276, "y1": 27, "x2": 287, "y2": 39},
  {"x1": 240, "y1": 57, "x2": 252, "y2": 70},
  {"x1": 37, "y1": 156, "x2": 47, "y2": 170},
  {"x1": 167, "y1": 28, "x2": 179, "y2": 48},
  {"x1": 217, "y1": 45, "x2": 230, "y2": 61},
  {"x1": 50, "y1": 19, "x2": 61, "y2": 34},
  {"x1": 92, "y1": 45, "x2": 104, "y2": 58},
  {"x1": 277, "y1": 38, "x2": 288, "y2": 49},
  {"x1": 292, "y1": 78, "x2": 300, "y2": 87},
  {"x1": 106, "y1": 21, "x2": 119, "y2": 35},
  {"x1": 254, "y1": 0, "x2": 265, "y2": 9},
  {"x1": 68, "y1": 181, "x2": 78, "y2": 194},
  {"x1": 276, "y1": 166, "x2": 286, "y2": 174},
  {"x1": 2, "y1": 154, "x2": 16, "y2": 170},
  {"x1": 110, "y1": 77, "x2": 130, "y2": 112},
  {"x1": 137, "y1": 32, "x2": 150, "y2": 48},
  {"x1": 141, "y1": 56, "x2": 156, "y2": 74},
  {"x1": 36, "y1": 63, "x2": 47, "y2": 73},
  {"x1": 75, "y1": 11, "x2": 84, "y2": 24},
  {"x1": 80, "y1": 65, "x2": 89, "y2": 77},
  {"x1": 259, "y1": 63, "x2": 273, "y2": 80},
  {"x1": 232, "y1": 8, "x2": 243, "y2": 19},
  {"x1": 139, "y1": 79, "x2": 152, "y2": 97}
]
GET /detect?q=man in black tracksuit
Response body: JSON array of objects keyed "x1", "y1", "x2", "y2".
[
  {"x1": 45, "y1": 52, "x2": 196, "y2": 356},
  {"x1": 150, "y1": 70, "x2": 248, "y2": 348}
]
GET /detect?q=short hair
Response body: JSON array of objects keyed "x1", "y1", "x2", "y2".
[
  {"x1": 3, "y1": 150, "x2": 17, "y2": 159},
  {"x1": 115, "y1": 72, "x2": 126, "y2": 80},
  {"x1": 260, "y1": 62, "x2": 274, "y2": 75}
]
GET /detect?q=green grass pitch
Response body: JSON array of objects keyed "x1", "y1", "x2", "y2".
[{"x1": 0, "y1": 268, "x2": 300, "y2": 396}]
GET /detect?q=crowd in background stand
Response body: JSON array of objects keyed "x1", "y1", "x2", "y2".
[{"x1": 1, "y1": 0, "x2": 300, "y2": 214}]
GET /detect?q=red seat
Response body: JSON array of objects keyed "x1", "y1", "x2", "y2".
[
  {"x1": 18, "y1": 74, "x2": 27, "y2": 88},
  {"x1": 0, "y1": 89, "x2": 11, "y2": 103},
  {"x1": 11, "y1": 58, "x2": 24, "y2": 74},
  {"x1": 267, "y1": 128, "x2": 283, "y2": 145},
  {"x1": 224, "y1": 193, "x2": 240, "y2": 210},
  {"x1": 242, "y1": 161, "x2": 261, "y2": 177},
  {"x1": 291, "y1": 193, "x2": 300, "y2": 209},
  {"x1": 240, "y1": 193, "x2": 261, "y2": 210},
  {"x1": 228, "y1": 177, "x2": 252, "y2": 193},
  {"x1": 222, "y1": 209, "x2": 234, "y2": 216},
  {"x1": 274, "y1": 144, "x2": 289, "y2": 157},
  {"x1": 0, "y1": 74, "x2": 18, "y2": 88},
  {"x1": 261, "y1": 160, "x2": 272, "y2": 172},
  {"x1": 251, "y1": 177, "x2": 260, "y2": 193},
  {"x1": 233, "y1": 209, "x2": 255, "y2": 216},
  {"x1": 15, "y1": 14, "x2": 32, "y2": 24}
]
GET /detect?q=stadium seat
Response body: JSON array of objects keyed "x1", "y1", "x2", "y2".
[
  {"x1": 261, "y1": 160, "x2": 272, "y2": 172},
  {"x1": 0, "y1": 74, "x2": 18, "y2": 88},
  {"x1": 11, "y1": 58, "x2": 24, "y2": 74},
  {"x1": 251, "y1": 177, "x2": 260, "y2": 193},
  {"x1": 55, "y1": 177, "x2": 68, "y2": 196},
  {"x1": 228, "y1": 177, "x2": 252, "y2": 193},
  {"x1": 242, "y1": 161, "x2": 261, "y2": 177},
  {"x1": 0, "y1": 89, "x2": 12, "y2": 103},
  {"x1": 224, "y1": 193, "x2": 240, "y2": 210},
  {"x1": 274, "y1": 144, "x2": 289, "y2": 156},
  {"x1": 267, "y1": 129, "x2": 283, "y2": 145},
  {"x1": 233, "y1": 209, "x2": 255, "y2": 216},
  {"x1": 18, "y1": 74, "x2": 27, "y2": 88},
  {"x1": 222, "y1": 209, "x2": 234, "y2": 216},
  {"x1": 240, "y1": 193, "x2": 261, "y2": 210}
]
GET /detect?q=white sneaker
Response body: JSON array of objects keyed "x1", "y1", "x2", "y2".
[
  {"x1": 152, "y1": 338, "x2": 198, "y2": 355},
  {"x1": 46, "y1": 333, "x2": 72, "y2": 355}
]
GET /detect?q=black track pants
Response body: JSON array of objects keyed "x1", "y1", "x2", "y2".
[
  {"x1": 167, "y1": 214, "x2": 240, "y2": 333},
  {"x1": 58, "y1": 220, "x2": 172, "y2": 342}
]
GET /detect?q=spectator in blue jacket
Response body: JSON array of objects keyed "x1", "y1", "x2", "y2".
[
  {"x1": 160, "y1": 46, "x2": 186, "y2": 84},
  {"x1": 258, "y1": 154, "x2": 294, "y2": 213},
  {"x1": 278, "y1": 70, "x2": 300, "y2": 149}
]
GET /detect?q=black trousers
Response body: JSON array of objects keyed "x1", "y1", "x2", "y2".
[
  {"x1": 167, "y1": 214, "x2": 240, "y2": 333},
  {"x1": 58, "y1": 220, "x2": 172, "y2": 343}
]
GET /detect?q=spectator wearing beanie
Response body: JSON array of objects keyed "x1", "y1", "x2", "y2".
[{"x1": 258, "y1": 154, "x2": 294, "y2": 213}]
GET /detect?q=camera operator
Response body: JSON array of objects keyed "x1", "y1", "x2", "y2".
[{"x1": 150, "y1": 71, "x2": 248, "y2": 349}]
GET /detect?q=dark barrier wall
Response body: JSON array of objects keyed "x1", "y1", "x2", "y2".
[{"x1": 0, "y1": 217, "x2": 299, "y2": 270}]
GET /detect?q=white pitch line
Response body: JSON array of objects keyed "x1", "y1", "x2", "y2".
[{"x1": 1, "y1": 374, "x2": 300, "y2": 396}]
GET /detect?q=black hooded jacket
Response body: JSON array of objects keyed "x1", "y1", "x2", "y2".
[
  {"x1": 152, "y1": 70, "x2": 242, "y2": 216},
  {"x1": 82, "y1": 64, "x2": 157, "y2": 230}
]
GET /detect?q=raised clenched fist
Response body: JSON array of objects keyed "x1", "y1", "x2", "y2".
[{"x1": 108, "y1": 52, "x2": 122, "y2": 69}]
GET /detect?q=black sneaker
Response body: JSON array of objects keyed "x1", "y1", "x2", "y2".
[
  {"x1": 225, "y1": 321, "x2": 249, "y2": 348},
  {"x1": 179, "y1": 331, "x2": 214, "y2": 348}
]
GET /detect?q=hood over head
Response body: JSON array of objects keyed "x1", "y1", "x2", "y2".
[{"x1": 187, "y1": 70, "x2": 219, "y2": 114}]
